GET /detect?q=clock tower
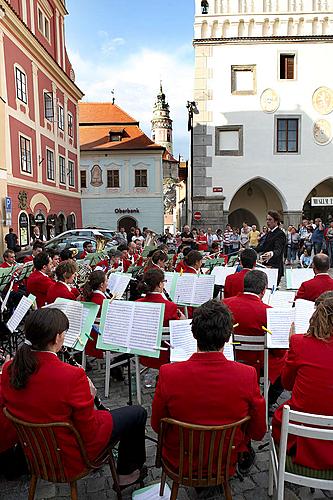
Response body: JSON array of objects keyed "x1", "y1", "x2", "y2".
[{"x1": 151, "y1": 82, "x2": 173, "y2": 154}]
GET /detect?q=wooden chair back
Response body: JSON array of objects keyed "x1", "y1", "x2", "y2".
[
  {"x1": 156, "y1": 416, "x2": 250, "y2": 488},
  {"x1": 3, "y1": 407, "x2": 98, "y2": 483}
]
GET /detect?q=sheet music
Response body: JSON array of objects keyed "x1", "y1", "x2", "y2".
[
  {"x1": 132, "y1": 482, "x2": 171, "y2": 499},
  {"x1": 223, "y1": 342, "x2": 235, "y2": 361},
  {"x1": 45, "y1": 301, "x2": 84, "y2": 348},
  {"x1": 192, "y1": 275, "x2": 215, "y2": 305},
  {"x1": 169, "y1": 320, "x2": 197, "y2": 362},
  {"x1": 107, "y1": 273, "x2": 131, "y2": 297},
  {"x1": 259, "y1": 268, "x2": 278, "y2": 289},
  {"x1": 164, "y1": 272, "x2": 175, "y2": 297},
  {"x1": 211, "y1": 266, "x2": 236, "y2": 286},
  {"x1": 294, "y1": 299, "x2": 315, "y2": 334},
  {"x1": 286, "y1": 268, "x2": 314, "y2": 290},
  {"x1": 269, "y1": 291, "x2": 295, "y2": 308},
  {"x1": 103, "y1": 300, "x2": 134, "y2": 347},
  {"x1": 130, "y1": 302, "x2": 163, "y2": 352},
  {"x1": 174, "y1": 274, "x2": 215, "y2": 306},
  {"x1": 262, "y1": 290, "x2": 271, "y2": 305},
  {"x1": 174, "y1": 274, "x2": 195, "y2": 304},
  {"x1": 266, "y1": 308, "x2": 295, "y2": 348},
  {"x1": 6, "y1": 294, "x2": 35, "y2": 333}
]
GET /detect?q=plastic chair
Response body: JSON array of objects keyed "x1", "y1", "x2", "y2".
[
  {"x1": 156, "y1": 416, "x2": 251, "y2": 500},
  {"x1": 233, "y1": 333, "x2": 269, "y2": 424},
  {"x1": 3, "y1": 407, "x2": 122, "y2": 500},
  {"x1": 269, "y1": 405, "x2": 333, "y2": 499}
]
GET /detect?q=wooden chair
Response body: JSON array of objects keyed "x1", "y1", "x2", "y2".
[
  {"x1": 3, "y1": 407, "x2": 122, "y2": 500},
  {"x1": 269, "y1": 405, "x2": 333, "y2": 499},
  {"x1": 156, "y1": 416, "x2": 251, "y2": 500}
]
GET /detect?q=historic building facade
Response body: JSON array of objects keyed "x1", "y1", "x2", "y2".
[
  {"x1": 0, "y1": 0, "x2": 83, "y2": 250},
  {"x1": 193, "y1": 0, "x2": 333, "y2": 229},
  {"x1": 80, "y1": 102, "x2": 164, "y2": 234}
]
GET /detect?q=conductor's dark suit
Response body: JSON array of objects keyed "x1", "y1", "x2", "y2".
[{"x1": 258, "y1": 227, "x2": 286, "y2": 282}]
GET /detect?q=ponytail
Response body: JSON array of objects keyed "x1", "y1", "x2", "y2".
[
  {"x1": 9, "y1": 309, "x2": 69, "y2": 389},
  {"x1": 184, "y1": 250, "x2": 203, "y2": 267},
  {"x1": 136, "y1": 269, "x2": 165, "y2": 295},
  {"x1": 82, "y1": 270, "x2": 106, "y2": 301}
]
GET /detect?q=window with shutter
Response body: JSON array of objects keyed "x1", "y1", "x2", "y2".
[{"x1": 280, "y1": 54, "x2": 295, "y2": 79}]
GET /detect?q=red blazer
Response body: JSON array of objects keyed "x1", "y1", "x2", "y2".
[
  {"x1": 175, "y1": 260, "x2": 186, "y2": 273},
  {"x1": 224, "y1": 293, "x2": 286, "y2": 383},
  {"x1": 295, "y1": 273, "x2": 333, "y2": 302},
  {"x1": 183, "y1": 265, "x2": 198, "y2": 274},
  {"x1": 122, "y1": 257, "x2": 132, "y2": 273},
  {"x1": 1, "y1": 353, "x2": 112, "y2": 479},
  {"x1": 272, "y1": 335, "x2": 333, "y2": 470},
  {"x1": 85, "y1": 291, "x2": 105, "y2": 359},
  {"x1": 151, "y1": 352, "x2": 266, "y2": 476},
  {"x1": 136, "y1": 293, "x2": 179, "y2": 369},
  {"x1": 79, "y1": 250, "x2": 88, "y2": 260},
  {"x1": 27, "y1": 270, "x2": 55, "y2": 308},
  {"x1": 23, "y1": 255, "x2": 33, "y2": 264},
  {"x1": 196, "y1": 235, "x2": 208, "y2": 252},
  {"x1": 224, "y1": 269, "x2": 250, "y2": 298},
  {"x1": 0, "y1": 262, "x2": 12, "y2": 268},
  {"x1": 46, "y1": 281, "x2": 79, "y2": 304},
  {"x1": 0, "y1": 375, "x2": 17, "y2": 453}
]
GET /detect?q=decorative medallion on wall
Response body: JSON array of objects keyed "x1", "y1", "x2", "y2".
[
  {"x1": 90, "y1": 165, "x2": 103, "y2": 187},
  {"x1": 18, "y1": 190, "x2": 28, "y2": 210},
  {"x1": 313, "y1": 119, "x2": 332, "y2": 145},
  {"x1": 312, "y1": 87, "x2": 333, "y2": 115},
  {"x1": 260, "y1": 88, "x2": 280, "y2": 113}
]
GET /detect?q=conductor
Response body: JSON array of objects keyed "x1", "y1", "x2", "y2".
[{"x1": 258, "y1": 210, "x2": 286, "y2": 284}]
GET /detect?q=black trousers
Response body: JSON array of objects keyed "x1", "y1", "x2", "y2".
[
  {"x1": 110, "y1": 405, "x2": 147, "y2": 475},
  {"x1": 268, "y1": 376, "x2": 284, "y2": 406}
]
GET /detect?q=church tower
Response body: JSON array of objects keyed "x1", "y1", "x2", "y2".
[{"x1": 151, "y1": 82, "x2": 173, "y2": 154}]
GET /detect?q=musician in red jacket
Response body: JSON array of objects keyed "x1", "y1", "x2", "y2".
[
  {"x1": 224, "y1": 270, "x2": 286, "y2": 407},
  {"x1": 0, "y1": 357, "x2": 17, "y2": 454},
  {"x1": 182, "y1": 250, "x2": 203, "y2": 274},
  {"x1": 224, "y1": 248, "x2": 256, "y2": 298},
  {"x1": 295, "y1": 253, "x2": 333, "y2": 302},
  {"x1": 26, "y1": 252, "x2": 54, "y2": 308},
  {"x1": 23, "y1": 241, "x2": 44, "y2": 264},
  {"x1": 272, "y1": 295, "x2": 333, "y2": 470},
  {"x1": 0, "y1": 249, "x2": 16, "y2": 268},
  {"x1": 1, "y1": 308, "x2": 147, "y2": 488},
  {"x1": 136, "y1": 269, "x2": 186, "y2": 369},
  {"x1": 151, "y1": 300, "x2": 266, "y2": 476},
  {"x1": 46, "y1": 261, "x2": 80, "y2": 304}
]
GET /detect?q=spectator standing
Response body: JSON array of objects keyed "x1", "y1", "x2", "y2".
[
  {"x1": 206, "y1": 227, "x2": 218, "y2": 250},
  {"x1": 196, "y1": 229, "x2": 208, "y2": 252},
  {"x1": 5, "y1": 228, "x2": 18, "y2": 252},
  {"x1": 240, "y1": 223, "x2": 251, "y2": 249},
  {"x1": 286, "y1": 226, "x2": 300, "y2": 265},
  {"x1": 180, "y1": 225, "x2": 195, "y2": 249},
  {"x1": 223, "y1": 224, "x2": 233, "y2": 255},
  {"x1": 326, "y1": 221, "x2": 333, "y2": 266},
  {"x1": 229, "y1": 228, "x2": 240, "y2": 253},
  {"x1": 249, "y1": 225, "x2": 260, "y2": 248},
  {"x1": 312, "y1": 218, "x2": 324, "y2": 254},
  {"x1": 298, "y1": 219, "x2": 309, "y2": 254}
]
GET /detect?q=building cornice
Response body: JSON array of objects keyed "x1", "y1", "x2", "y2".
[
  {"x1": 1, "y1": 0, "x2": 83, "y2": 100},
  {"x1": 193, "y1": 35, "x2": 333, "y2": 45}
]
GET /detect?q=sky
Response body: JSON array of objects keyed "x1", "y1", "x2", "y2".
[{"x1": 65, "y1": 0, "x2": 195, "y2": 157}]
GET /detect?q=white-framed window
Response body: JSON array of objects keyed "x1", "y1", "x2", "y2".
[
  {"x1": 59, "y1": 155, "x2": 66, "y2": 184},
  {"x1": 279, "y1": 53, "x2": 296, "y2": 80},
  {"x1": 46, "y1": 149, "x2": 55, "y2": 180},
  {"x1": 135, "y1": 169, "x2": 148, "y2": 188},
  {"x1": 68, "y1": 112, "x2": 73, "y2": 137},
  {"x1": 68, "y1": 160, "x2": 75, "y2": 187},
  {"x1": 44, "y1": 92, "x2": 54, "y2": 121},
  {"x1": 107, "y1": 169, "x2": 120, "y2": 188},
  {"x1": 58, "y1": 104, "x2": 64, "y2": 130},
  {"x1": 15, "y1": 67, "x2": 27, "y2": 103},
  {"x1": 20, "y1": 135, "x2": 32, "y2": 174},
  {"x1": 38, "y1": 7, "x2": 50, "y2": 42}
]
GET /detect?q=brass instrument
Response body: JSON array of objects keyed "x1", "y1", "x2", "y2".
[
  {"x1": 95, "y1": 234, "x2": 110, "y2": 252},
  {"x1": 144, "y1": 230, "x2": 157, "y2": 248},
  {"x1": 74, "y1": 263, "x2": 92, "y2": 287},
  {"x1": 69, "y1": 247, "x2": 79, "y2": 257}
]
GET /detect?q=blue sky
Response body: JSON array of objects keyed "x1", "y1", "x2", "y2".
[{"x1": 65, "y1": 0, "x2": 195, "y2": 157}]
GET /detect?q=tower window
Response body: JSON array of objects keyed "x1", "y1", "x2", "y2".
[{"x1": 280, "y1": 54, "x2": 295, "y2": 80}]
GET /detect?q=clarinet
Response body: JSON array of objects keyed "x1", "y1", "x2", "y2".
[
  {"x1": 61, "y1": 347, "x2": 110, "y2": 412},
  {"x1": 163, "y1": 288, "x2": 173, "y2": 302}
]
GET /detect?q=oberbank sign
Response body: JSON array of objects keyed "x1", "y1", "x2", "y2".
[{"x1": 311, "y1": 197, "x2": 333, "y2": 206}]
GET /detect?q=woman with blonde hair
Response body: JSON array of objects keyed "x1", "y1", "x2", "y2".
[{"x1": 272, "y1": 294, "x2": 333, "y2": 470}]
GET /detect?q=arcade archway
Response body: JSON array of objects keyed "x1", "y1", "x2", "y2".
[
  {"x1": 118, "y1": 216, "x2": 137, "y2": 235},
  {"x1": 303, "y1": 178, "x2": 333, "y2": 223}
]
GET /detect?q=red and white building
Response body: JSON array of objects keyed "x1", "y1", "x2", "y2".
[{"x1": 0, "y1": 0, "x2": 83, "y2": 251}]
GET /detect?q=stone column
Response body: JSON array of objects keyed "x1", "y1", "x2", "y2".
[
  {"x1": 193, "y1": 196, "x2": 225, "y2": 229},
  {"x1": 283, "y1": 210, "x2": 303, "y2": 228}
]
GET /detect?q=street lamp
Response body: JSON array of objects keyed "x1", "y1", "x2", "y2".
[
  {"x1": 186, "y1": 101, "x2": 199, "y2": 226},
  {"x1": 201, "y1": 1, "x2": 209, "y2": 14}
]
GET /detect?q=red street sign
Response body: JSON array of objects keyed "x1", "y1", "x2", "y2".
[
  {"x1": 194, "y1": 211, "x2": 202, "y2": 221},
  {"x1": 213, "y1": 187, "x2": 223, "y2": 193}
]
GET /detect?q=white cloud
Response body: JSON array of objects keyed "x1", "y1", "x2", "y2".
[
  {"x1": 98, "y1": 31, "x2": 126, "y2": 55},
  {"x1": 68, "y1": 44, "x2": 193, "y2": 156}
]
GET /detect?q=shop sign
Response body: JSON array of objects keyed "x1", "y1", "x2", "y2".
[
  {"x1": 115, "y1": 208, "x2": 140, "y2": 214},
  {"x1": 35, "y1": 213, "x2": 46, "y2": 223},
  {"x1": 311, "y1": 197, "x2": 333, "y2": 206}
]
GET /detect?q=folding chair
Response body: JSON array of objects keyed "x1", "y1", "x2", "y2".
[
  {"x1": 233, "y1": 333, "x2": 269, "y2": 424},
  {"x1": 269, "y1": 405, "x2": 333, "y2": 499}
]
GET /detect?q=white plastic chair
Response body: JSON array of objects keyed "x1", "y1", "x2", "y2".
[
  {"x1": 269, "y1": 404, "x2": 333, "y2": 499},
  {"x1": 233, "y1": 333, "x2": 269, "y2": 425}
]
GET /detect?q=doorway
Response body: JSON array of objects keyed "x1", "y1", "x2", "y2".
[{"x1": 118, "y1": 216, "x2": 137, "y2": 235}]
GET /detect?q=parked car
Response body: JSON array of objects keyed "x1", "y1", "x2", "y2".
[{"x1": 44, "y1": 228, "x2": 119, "y2": 254}]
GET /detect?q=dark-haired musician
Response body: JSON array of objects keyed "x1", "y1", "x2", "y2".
[
  {"x1": 79, "y1": 241, "x2": 94, "y2": 260},
  {"x1": 26, "y1": 252, "x2": 54, "y2": 308},
  {"x1": 23, "y1": 241, "x2": 44, "y2": 264},
  {"x1": 0, "y1": 249, "x2": 16, "y2": 269},
  {"x1": 46, "y1": 261, "x2": 80, "y2": 304}
]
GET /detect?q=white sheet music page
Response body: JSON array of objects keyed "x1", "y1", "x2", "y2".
[
  {"x1": 169, "y1": 319, "x2": 197, "y2": 362},
  {"x1": 211, "y1": 266, "x2": 236, "y2": 286},
  {"x1": 132, "y1": 482, "x2": 171, "y2": 499},
  {"x1": 262, "y1": 290, "x2": 271, "y2": 305},
  {"x1": 163, "y1": 272, "x2": 175, "y2": 297},
  {"x1": 7, "y1": 295, "x2": 35, "y2": 333},
  {"x1": 174, "y1": 274, "x2": 195, "y2": 304},
  {"x1": 294, "y1": 299, "x2": 315, "y2": 334},
  {"x1": 269, "y1": 291, "x2": 295, "y2": 309},
  {"x1": 266, "y1": 308, "x2": 295, "y2": 348},
  {"x1": 192, "y1": 275, "x2": 215, "y2": 305},
  {"x1": 107, "y1": 273, "x2": 131, "y2": 297},
  {"x1": 223, "y1": 342, "x2": 235, "y2": 361},
  {"x1": 130, "y1": 302, "x2": 162, "y2": 352},
  {"x1": 289, "y1": 268, "x2": 314, "y2": 290},
  {"x1": 103, "y1": 300, "x2": 134, "y2": 347},
  {"x1": 260, "y1": 268, "x2": 279, "y2": 289},
  {"x1": 46, "y1": 301, "x2": 84, "y2": 348}
]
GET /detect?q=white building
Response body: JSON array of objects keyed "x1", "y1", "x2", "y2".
[
  {"x1": 79, "y1": 102, "x2": 164, "y2": 234},
  {"x1": 193, "y1": 0, "x2": 333, "y2": 229}
]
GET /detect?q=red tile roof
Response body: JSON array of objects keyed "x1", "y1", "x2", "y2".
[{"x1": 79, "y1": 102, "x2": 138, "y2": 125}]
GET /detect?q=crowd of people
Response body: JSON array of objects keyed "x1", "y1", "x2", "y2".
[{"x1": 0, "y1": 210, "x2": 333, "y2": 495}]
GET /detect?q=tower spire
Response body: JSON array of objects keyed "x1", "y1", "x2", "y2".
[{"x1": 151, "y1": 82, "x2": 173, "y2": 154}]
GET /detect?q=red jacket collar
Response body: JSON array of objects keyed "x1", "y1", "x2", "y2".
[{"x1": 189, "y1": 352, "x2": 229, "y2": 363}]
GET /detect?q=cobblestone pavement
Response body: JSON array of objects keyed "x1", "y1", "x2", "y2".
[{"x1": 1, "y1": 272, "x2": 333, "y2": 499}]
